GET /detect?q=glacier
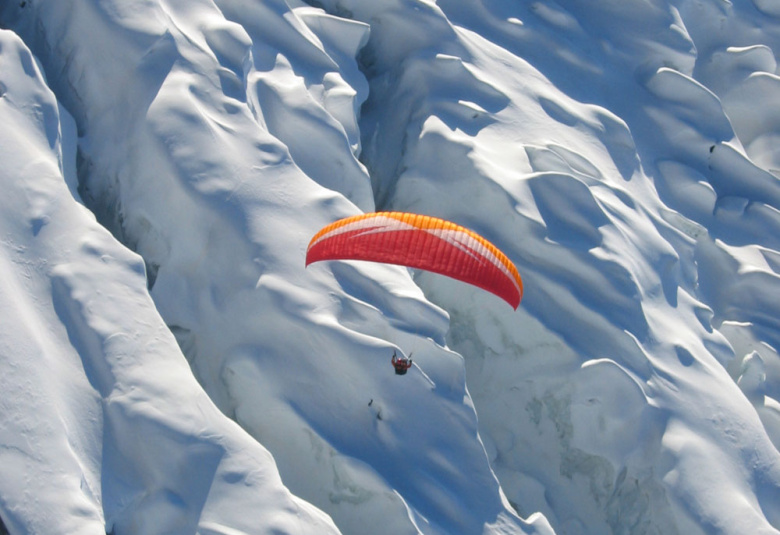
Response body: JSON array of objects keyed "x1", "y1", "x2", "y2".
[{"x1": 0, "y1": 0, "x2": 779, "y2": 534}]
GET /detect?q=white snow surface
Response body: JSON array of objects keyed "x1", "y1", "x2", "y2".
[{"x1": 1, "y1": 0, "x2": 779, "y2": 534}]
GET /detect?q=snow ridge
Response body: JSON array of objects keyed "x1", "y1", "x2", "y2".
[{"x1": 1, "y1": 0, "x2": 780, "y2": 534}]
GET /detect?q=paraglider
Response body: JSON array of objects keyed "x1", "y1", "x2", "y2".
[
  {"x1": 305, "y1": 211, "x2": 523, "y2": 309},
  {"x1": 391, "y1": 350, "x2": 412, "y2": 375}
]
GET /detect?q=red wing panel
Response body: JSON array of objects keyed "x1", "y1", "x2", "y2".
[{"x1": 306, "y1": 212, "x2": 522, "y2": 309}]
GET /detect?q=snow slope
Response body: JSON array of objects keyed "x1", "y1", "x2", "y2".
[
  {"x1": 1, "y1": 0, "x2": 779, "y2": 534},
  {"x1": 0, "y1": 27, "x2": 339, "y2": 535}
]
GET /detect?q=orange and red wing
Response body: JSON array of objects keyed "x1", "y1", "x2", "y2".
[{"x1": 306, "y1": 212, "x2": 523, "y2": 309}]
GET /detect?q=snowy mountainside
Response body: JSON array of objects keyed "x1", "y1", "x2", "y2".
[
  {"x1": 1, "y1": 0, "x2": 780, "y2": 535},
  {"x1": 0, "y1": 28, "x2": 340, "y2": 535},
  {"x1": 0, "y1": 1, "x2": 547, "y2": 534},
  {"x1": 344, "y1": 0, "x2": 780, "y2": 531}
]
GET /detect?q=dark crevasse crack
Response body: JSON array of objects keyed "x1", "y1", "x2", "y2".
[{"x1": 298, "y1": 0, "x2": 461, "y2": 211}]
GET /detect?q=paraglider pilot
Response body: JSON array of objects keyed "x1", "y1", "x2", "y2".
[{"x1": 391, "y1": 350, "x2": 412, "y2": 375}]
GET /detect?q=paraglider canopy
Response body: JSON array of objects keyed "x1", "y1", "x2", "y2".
[{"x1": 306, "y1": 212, "x2": 523, "y2": 309}]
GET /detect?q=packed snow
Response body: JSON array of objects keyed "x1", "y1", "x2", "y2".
[{"x1": 1, "y1": 1, "x2": 779, "y2": 534}]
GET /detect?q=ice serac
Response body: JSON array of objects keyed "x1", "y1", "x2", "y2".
[
  {"x1": 0, "y1": 29, "x2": 339, "y2": 535},
  {"x1": 311, "y1": 0, "x2": 780, "y2": 534},
  {"x1": 0, "y1": 1, "x2": 551, "y2": 534},
  {"x1": 3, "y1": 0, "x2": 780, "y2": 534}
]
